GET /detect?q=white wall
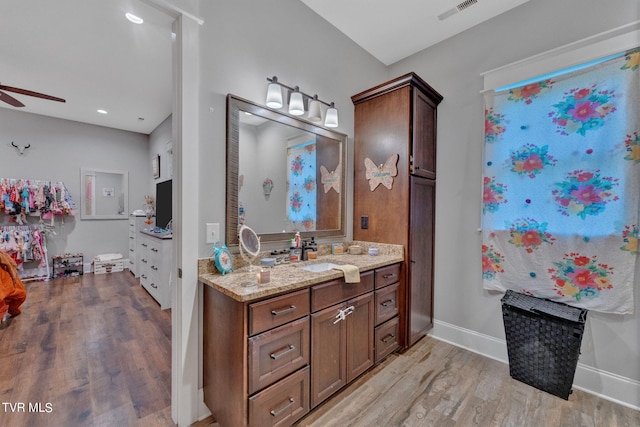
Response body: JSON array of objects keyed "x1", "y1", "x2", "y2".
[
  {"x1": 150, "y1": 114, "x2": 173, "y2": 190},
  {"x1": 388, "y1": 0, "x2": 639, "y2": 405},
  {"x1": 0, "y1": 109, "x2": 150, "y2": 263},
  {"x1": 196, "y1": 0, "x2": 390, "y2": 260}
]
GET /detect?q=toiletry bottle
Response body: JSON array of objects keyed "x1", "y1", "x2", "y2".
[{"x1": 294, "y1": 231, "x2": 301, "y2": 249}]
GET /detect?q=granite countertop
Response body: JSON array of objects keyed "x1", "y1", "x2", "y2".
[{"x1": 199, "y1": 242, "x2": 404, "y2": 302}]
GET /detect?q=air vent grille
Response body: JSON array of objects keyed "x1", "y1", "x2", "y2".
[
  {"x1": 456, "y1": 0, "x2": 478, "y2": 12},
  {"x1": 437, "y1": 0, "x2": 479, "y2": 21}
]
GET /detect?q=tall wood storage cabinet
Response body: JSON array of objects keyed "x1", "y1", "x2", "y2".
[{"x1": 352, "y1": 73, "x2": 443, "y2": 348}]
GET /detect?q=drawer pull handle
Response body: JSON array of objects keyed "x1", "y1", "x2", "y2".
[
  {"x1": 271, "y1": 305, "x2": 296, "y2": 316},
  {"x1": 151, "y1": 266, "x2": 158, "y2": 271},
  {"x1": 270, "y1": 397, "x2": 295, "y2": 417},
  {"x1": 381, "y1": 299, "x2": 395, "y2": 307},
  {"x1": 381, "y1": 333, "x2": 396, "y2": 343},
  {"x1": 270, "y1": 345, "x2": 295, "y2": 360},
  {"x1": 141, "y1": 259, "x2": 147, "y2": 263},
  {"x1": 150, "y1": 283, "x2": 157, "y2": 289},
  {"x1": 382, "y1": 273, "x2": 396, "y2": 279},
  {"x1": 151, "y1": 248, "x2": 158, "y2": 252},
  {"x1": 130, "y1": 236, "x2": 134, "y2": 239},
  {"x1": 142, "y1": 243, "x2": 148, "y2": 247}
]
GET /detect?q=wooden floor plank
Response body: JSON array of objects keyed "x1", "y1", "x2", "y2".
[{"x1": 1, "y1": 271, "x2": 638, "y2": 427}]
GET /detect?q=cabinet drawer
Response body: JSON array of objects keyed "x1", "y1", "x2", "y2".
[
  {"x1": 249, "y1": 289, "x2": 310, "y2": 336},
  {"x1": 375, "y1": 317, "x2": 400, "y2": 363},
  {"x1": 249, "y1": 366, "x2": 310, "y2": 427},
  {"x1": 248, "y1": 317, "x2": 310, "y2": 395},
  {"x1": 375, "y1": 283, "x2": 399, "y2": 325},
  {"x1": 375, "y1": 263, "x2": 401, "y2": 288},
  {"x1": 311, "y1": 271, "x2": 374, "y2": 312}
]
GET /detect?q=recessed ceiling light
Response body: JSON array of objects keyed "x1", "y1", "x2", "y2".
[
  {"x1": 125, "y1": 13, "x2": 144, "y2": 24},
  {"x1": 97, "y1": 109, "x2": 108, "y2": 114}
]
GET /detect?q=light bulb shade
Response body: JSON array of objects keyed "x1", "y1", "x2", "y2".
[
  {"x1": 289, "y1": 91, "x2": 305, "y2": 116},
  {"x1": 266, "y1": 83, "x2": 283, "y2": 108},
  {"x1": 307, "y1": 99, "x2": 322, "y2": 122},
  {"x1": 324, "y1": 106, "x2": 339, "y2": 128}
]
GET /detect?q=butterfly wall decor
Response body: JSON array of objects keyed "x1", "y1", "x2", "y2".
[
  {"x1": 364, "y1": 154, "x2": 399, "y2": 191},
  {"x1": 320, "y1": 163, "x2": 341, "y2": 194}
]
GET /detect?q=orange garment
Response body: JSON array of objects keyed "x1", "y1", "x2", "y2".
[{"x1": 0, "y1": 251, "x2": 27, "y2": 319}]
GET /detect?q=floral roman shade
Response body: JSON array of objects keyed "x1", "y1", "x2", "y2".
[{"x1": 482, "y1": 48, "x2": 640, "y2": 314}]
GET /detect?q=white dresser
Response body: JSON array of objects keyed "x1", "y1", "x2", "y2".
[
  {"x1": 138, "y1": 230, "x2": 172, "y2": 309},
  {"x1": 128, "y1": 215, "x2": 146, "y2": 277}
]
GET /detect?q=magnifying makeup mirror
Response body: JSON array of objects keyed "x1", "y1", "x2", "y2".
[{"x1": 238, "y1": 224, "x2": 261, "y2": 273}]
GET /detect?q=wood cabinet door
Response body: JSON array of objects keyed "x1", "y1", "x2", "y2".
[
  {"x1": 310, "y1": 302, "x2": 347, "y2": 408},
  {"x1": 411, "y1": 88, "x2": 438, "y2": 179},
  {"x1": 346, "y1": 292, "x2": 375, "y2": 383},
  {"x1": 408, "y1": 176, "x2": 435, "y2": 346}
]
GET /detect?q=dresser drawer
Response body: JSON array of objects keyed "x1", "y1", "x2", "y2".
[
  {"x1": 375, "y1": 317, "x2": 400, "y2": 363},
  {"x1": 249, "y1": 289, "x2": 310, "y2": 336},
  {"x1": 249, "y1": 366, "x2": 310, "y2": 427},
  {"x1": 375, "y1": 263, "x2": 401, "y2": 289},
  {"x1": 375, "y1": 282, "x2": 399, "y2": 326},
  {"x1": 311, "y1": 270, "x2": 374, "y2": 312},
  {"x1": 248, "y1": 316, "x2": 310, "y2": 394}
]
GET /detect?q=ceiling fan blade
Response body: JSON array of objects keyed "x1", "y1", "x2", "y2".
[
  {"x1": 0, "y1": 85, "x2": 66, "y2": 103},
  {"x1": 0, "y1": 90, "x2": 25, "y2": 107}
]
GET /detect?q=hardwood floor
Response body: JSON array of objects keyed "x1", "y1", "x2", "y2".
[
  {"x1": 0, "y1": 271, "x2": 173, "y2": 427},
  {"x1": 295, "y1": 337, "x2": 640, "y2": 427},
  {"x1": 2, "y1": 271, "x2": 638, "y2": 427}
]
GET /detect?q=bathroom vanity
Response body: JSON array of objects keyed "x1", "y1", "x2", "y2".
[{"x1": 199, "y1": 243, "x2": 403, "y2": 427}]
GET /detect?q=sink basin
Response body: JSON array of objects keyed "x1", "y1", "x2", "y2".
[{"x1": 299, "y1": 262, "x2": 340, "y2": 272}]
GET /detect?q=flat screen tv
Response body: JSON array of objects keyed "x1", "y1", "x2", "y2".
[{"x1": 156, "y1": 180, "x2": 172, "y2": 230}]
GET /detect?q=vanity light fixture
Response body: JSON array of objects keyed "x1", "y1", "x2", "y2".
[
  {"x1": 325, "y1": 103, "x2": 339, "y2": 128},
  {"x1": 125, "y1": 13, "x2": 144, "y2": 24},
  {"x1": 307, "y1": 96, "x2": 322, "y2": 122},
  {"x1": 265, "y1": 77, "x2": 283, "y2": 108},
  {"x1": 265, "y1": 76, "x2": 338, "y2": 127},
  {"x1": 288, "y1": 88, "x2": 304, "y2": 116}
]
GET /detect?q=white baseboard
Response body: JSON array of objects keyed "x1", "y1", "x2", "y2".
[
  {"x1": 431, "y1": 319, "x2": 640, "y2": 411},
  {"x1": 197, "y1": 388, "x2": 212, "y2": 422}
]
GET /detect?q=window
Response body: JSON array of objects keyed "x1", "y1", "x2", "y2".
[{"x1": 481, "y1": 47, "x2": 639, "y2": 314}]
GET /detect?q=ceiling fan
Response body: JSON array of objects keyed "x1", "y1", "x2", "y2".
[{"x1": 0, "y1": 83, "x2": 66, "y2": 107}]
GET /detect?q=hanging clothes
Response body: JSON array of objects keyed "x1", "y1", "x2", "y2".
[{"x1": 0, "y1": 178, "x2": 76, "y2": 221}]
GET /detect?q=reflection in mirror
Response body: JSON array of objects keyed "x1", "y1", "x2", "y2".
[
  {"x1": 226, "y1": 95, "x2": 347, "y2": 248},
  {"x1": 80, "y1": 168, "x2": 129, "y2": 220}
]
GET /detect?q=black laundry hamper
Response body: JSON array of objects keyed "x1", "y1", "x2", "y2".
[{"x1": 501, "y1": 290, "x2": 588, "y2": 400}]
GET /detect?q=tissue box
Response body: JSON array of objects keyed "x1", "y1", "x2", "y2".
[{"x1": 94, "y1": 253, "x2": 124, "y2": 274}]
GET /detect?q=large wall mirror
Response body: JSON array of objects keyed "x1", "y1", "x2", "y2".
[
  {"x1": 226, "y1": 94, "x2": 347, "y2": 248},
  {"x1": 80, "y1": 168, "x2": 129, "y2": 220}
]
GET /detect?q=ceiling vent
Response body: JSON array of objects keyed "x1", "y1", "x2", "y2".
[{"x1": 437, "y1": 0, "x2": 479, "y2": 21}]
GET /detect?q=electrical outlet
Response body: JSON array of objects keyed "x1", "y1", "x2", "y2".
[
  {"x1": 361, "y1": 215, "x2": 369, "y2": 229},
  {"x1": 206, "y1": 223, "x2": 220, "y2": 244}
]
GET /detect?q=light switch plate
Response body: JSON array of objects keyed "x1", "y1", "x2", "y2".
[{"x1": 206, "y1": 223, "x2": 220, "y2": 244}]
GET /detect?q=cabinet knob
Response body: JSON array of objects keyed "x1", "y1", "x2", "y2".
[{"x1": 381, "y1": 299, "x2": 395, "y2": 307}]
